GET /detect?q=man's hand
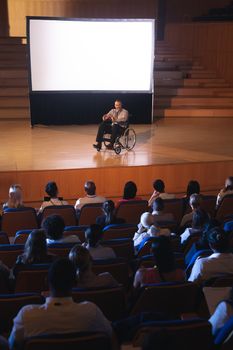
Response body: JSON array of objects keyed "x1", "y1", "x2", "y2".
[{"x1": 102, "y1": 114, "x2": 111, "y2": 121}]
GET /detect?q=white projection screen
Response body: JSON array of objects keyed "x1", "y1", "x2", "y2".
[{"x1": 28, "y1": 18, "x2": 155, "y2": 92}]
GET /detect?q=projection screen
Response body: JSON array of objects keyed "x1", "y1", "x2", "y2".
[{"x1": 27, "y1": 17, "x2": 155, "y2": 125}]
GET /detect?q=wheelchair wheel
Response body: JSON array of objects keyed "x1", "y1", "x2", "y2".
[
  {"x1": 114, "y1": 144, "x2": 122, "y2": 154},
  {"x1": 124, "y1": 128, "x2": 136, "y2": 150}
]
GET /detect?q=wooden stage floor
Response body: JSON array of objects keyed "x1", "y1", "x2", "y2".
[{"x1": 0, "y1": 118, "x2": 233, "y2": 204}]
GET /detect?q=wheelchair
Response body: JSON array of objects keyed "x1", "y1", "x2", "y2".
[{"x1": 102, "y1": 124, "x2": 136, "y2": 154}]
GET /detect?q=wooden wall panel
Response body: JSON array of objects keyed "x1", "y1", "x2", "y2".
[
  {"x1": 0, "y1": 161, "x2": 232, "y2": 207},
  {"x1": 165, "y1": 22, "x2": 233, "y2": 84},
  {"x1": 7, "y1": 0, "x2": 157, "y2": 37}
]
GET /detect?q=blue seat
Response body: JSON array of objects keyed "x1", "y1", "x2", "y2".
[{"x1": 214, "y1": 315, "x2": 233, "y2": 349}]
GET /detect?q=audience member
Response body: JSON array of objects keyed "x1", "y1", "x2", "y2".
[
  {"x1": 151, "y1": 197, "x2": 174, "y2": 223},
  {"x1": 2, "y1": 184, "x2": 24, "y2": 211},
  {"x1": 180, "y1": 193, "x2": 202, "y2": 228},
  {"x1": 133, "y1": 236, "x2": 185, "y2": 288},
  {"x1": 74, "y1": 181, "x2": 106, "y2": 211},
  {"x1": 42, "y1": 214, "x2": 80, "y2": 244},
  {"x1": 148, "y1": 179, "x2": 175, "y2": 207},
  {"x1": 38, "y1": 181, "x2": 68, "y2": 213},
  {"x1": 117, "y1": 181, "x2": 142, "y2": 207},
  {"x1": 69, "y1": 245, "x2": 119, "y2": 288},
  {"x1": 96, "y1": 200, "x2": 125, "y2": 227},
  {"x1": 216, "y1": 176, "x2": 233, "y2": 208},
  {"x1": 188, "y1": 227, "x2": 233, "y2": 283},
  {"x1": 8, "y1": 258, "x2": 112, "y2": 350},
  {"x1": 83, "y1": 224, "x2": 116, "y2": 260},
  {"x1": 209, "y1": 286, "x2": 233, "y2": 336},
  {"x1": 180, "y1": 208, "x2": 209, "y2": 245}
]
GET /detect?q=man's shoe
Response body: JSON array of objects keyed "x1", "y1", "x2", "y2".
[{"x1": 93, "y1": 143, "x2": 101, "y2": 151}]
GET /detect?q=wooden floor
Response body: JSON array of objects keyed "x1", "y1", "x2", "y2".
[{"x1": 0, "y1": 118, "x2": 233, "y2": 204}]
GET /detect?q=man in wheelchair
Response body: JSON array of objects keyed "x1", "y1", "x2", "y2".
[{"x1": 93, "y1": 99, "x2": 129, "y2": 151}]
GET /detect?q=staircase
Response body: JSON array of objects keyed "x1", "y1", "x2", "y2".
[
  {"x1": 0, "y1": 37, "x2": 29, "y2": 119},
  {"x1": 154, "y1": 41, "x2": 233, "y2": 118}
]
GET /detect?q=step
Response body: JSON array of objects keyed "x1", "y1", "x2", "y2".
[
  {"x1": 0, "y1": 69, "x2": 28, "y2": 79},
  {"x1": 155, "y1": 87, "x2": 233, "y2": 97},
  {"x1": 0, "y1": 52, "x2": 26, "y2": 60},
  {"x1": 0, "y1": 78, "x2": 28, "y2": 86},
  {"x1": 186, "y1": 72, "x2": 218, "y2": 79},
  {"x1": 154, "y1": 107, "x2": 233, "y2": 118},
  {"x1": 0, "y1": 37, "x2": 25, "y2": 44},
  {"x1": 0, "y1": 45, "x2": 26, "y2": 52},
  {"x1": 155, "y1": 79, "x2": 230, "y2": 88},
  {"x1": 0, "y1": 96, "x2": 29, "y2": 107},
  {"x1": 155, "y1": 71, "x2": 185, "y2": 79},
  {"x1": 0, "y1": 62, "x2": 27, "y2": 68},
  {"x1": 0, "y1": 107, "x2": 30, "y2": 118},
  {"x1": 155, "y1": 97, "x2": 233, "y2": 107},
  {"x1": 0, "y1": 87, "x2": 28, "y2": 96}
]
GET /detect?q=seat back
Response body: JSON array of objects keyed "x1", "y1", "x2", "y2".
[
  {"x1": 0, "y1": 293, "x2": 44, "y2": 334},
  {"x1": 162, "y1": 198, "x2": 184, "y2": 224},
  {"x1": 78, "y1": 204, "x2": 103, "y2": 225},
  {"x1": 102, "y1": 224, "x2": 137, "y2": 240},
  {"x1": 133, "y1": 319, "x2": 213, "y2": 350},
  {"x1": 115, "y1": 200, "x2": 148, "y2": 224},
  {"x1": 13, "y1": 229, "x2": 32, "y2": 244},
  {"x1": 72, "y1": 287, "x2": 126, "y2": 321},
  {"x1": 0, "y1": 231, "x2": 10, "y2": 244},
  {"x1": 47, "y1": 243, "x2": 77, "y2": 258},
  {"x1": 1, "y1": 208, "x2": 38, "y2": 237},
  {"x1": 0, "y1": 244, "x2": 24, "y2": 268},
  {"x1": 201, "y1": 195, "x2": 217, "y2": 218},
  {"x1": 102, "y1": 238, "x2": 134, "y2": 260},
  {"x1": 92, "y1": 258, "x2": 129, "y2": 287},
  {"x1": 130, "y1": 282, "x2": 202, "y2": 317},
  {"x1": 24, "y1": 332, "x2": 111, "y2": 350},
  {"x1": 40, "y1": 205, "x2": 77, "y2": 226},
  {"x1": 14, "y1": 265, "x2": 50, "y2": 293},
  {"x1": 216, "y1": 195, "x2": 233, "y2": 222},
  {"x1": 64, "y1": 226, "x2": 88, "y2": 243}
]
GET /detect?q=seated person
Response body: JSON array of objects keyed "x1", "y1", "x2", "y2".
[
  {"x1": 38, "y1": 181, "x2": 68, "y2": 213},
  {"x1": 13, "y1": 229, "x2": 56, "y2": 276},
  {"x1": 133, "y1": 236, "x2": 186, "y2": 288},
  {"x1": 188, "y1": 227, "x2": 233, "y2": 283},
  {"x1": 133, "y1": 212, "x2": 171, "y2": 251},
  {"x1": 93, "y1": 99, "x2": 129, "y2": 151},
  {"x1": 180, "y1": 208, "x2": 210, "y2": 245},
  {"x1": 180, "y1": 193, "x2": 202, "y2": 229},
  {"x1": 2, "y1": 184, "x2": 24, "y2": 211},
  {"x1": 69, "y1": 245, "x2": 119, "y2": 288},
  {"x1": 96, "y1": 200, "x2": 125, "y2": 228},
  {"x1": 209, "y1": 286, "x2": 233, "y2": 336},
  {"x1": 216, "y1": 176, "x2": 233, "y2": 208},
  {"x1": 151, "y1": 197, "x2": 174, "y2": 223},
  {"x1": 8, "y1": 258, "x2": 112, "y2": 350},
  {"x1": 117, "y1": 181, "x2": 142, "y2": 207},
  {"x1": 42, "y1": 214, "x2": 80, "y2": 244},
  {"x1": 83, "y1": 224, "x2": 116, "y2": 260},
  {"x1": 148, "y1": 179, "x2": 175, "y2": 207},
  {"x1": 74, "y1": 180, "x2": 106, "y2": 211},
  {"x1": 182, "y1": 180, "x2": 201, "y2": 214}
]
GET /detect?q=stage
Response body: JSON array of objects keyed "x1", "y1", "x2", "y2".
[{"x1": 0, "y1": 118, "x2": 233, "y2": 206}]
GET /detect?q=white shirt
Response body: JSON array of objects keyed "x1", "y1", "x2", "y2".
[
  {"x1": 39, "y1": 198, "x2": 68, "y2": 213},
  {"x1": 152, "y1": 211, "x2": 175, "y2": 222},
  {"x1": 209, "y1": 301, "x2": 233, "y2": 335},
  {"x1": 188, "y1": 252, "x2": 233, "y2": 283},
  {"x1": 46, "y1": 235, "x2": 81, "y2": 244},
  {"x1": 8, "y1": 297, "x2": 112, "y2": 349},
  {"x1": 75, "y1": 195, "x2": 106, "y2": 210},
  {"x1": 107, "y1": 108, "x2": 128, "y2": 124},
  {"x1": 83, "y1": 243, "x2": 116, "y2": 260}
]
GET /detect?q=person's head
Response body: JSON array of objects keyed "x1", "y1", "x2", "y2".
[
  {"x1": 192, "y1": 208, "x2": 209, "y2": 229},
  {"x1": 153, "y1": 179, "x2": 165, "y2": 193},
  {"x1": 140, "y1": 212, "x2": 154, "y2": 229},
  {"x1": 151, "y1": 236, "x2": 175, "y2": 273},
  {"x1": 85, "y1": 224, "x2": 103, "y2": 247},
  {"x1": 186, "y1": 180, "x2": 200, "y2": 197},
  {"x1": 152, "y1": 197, "x2": 164, "y2": 212},
  {"x1": 69, "y1": 245, "x2": 92, "y2": 279},
  {"x1": 45, "y1": 181, "x2": 58, "y2": 198},
  {"x1": 84, "y1": 181, "x2": 96, "y2": 196},
  {"x1": 208, "y1": 227, "x2": 230, "y2": 253},
  {"x1": 48, "y1": 258, "x2": 76, "y2": 297},
  {"x1": 123, "y1": 181, "x2": 137, "y2": 200},
  {"x1": 225, "y1": 176, "x2": 233, "y2": 191},
  {"x1": 8, "y1": 184, "x2": 23, "y2": 207},
  {"x1": 42, "y1": 214, "x2": 65, "y2": 241},
  {"x1": 189, "y1": 193, "x2": 202, "y2": 210},
  {"x1": 102, "y1": 200, "x2": 115, "y2": 215},
  {"x1": 114, "y1": 99, "x2": 122, "y2": 111},
  {"x1": 24, "y1": 229, "x2": 47, "y2": 263}
]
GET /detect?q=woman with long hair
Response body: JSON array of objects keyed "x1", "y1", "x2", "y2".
[
  {"x1": 3, "y1": 184, "x2": 24, "y2": 210},
  {"x1": 96, "y1": 200, "x2": 125, "y2": 227}
]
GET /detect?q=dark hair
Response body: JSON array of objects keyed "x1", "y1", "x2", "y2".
[
  {"x1": 69, "y1": 245, "x2": 92, "y2": 282},
  {"x1": 45, "y1": 181, "x2": 58, "y2": 198},
  {"x1": 192, "y1": 208, "x2": 209, "y2": 229},
  {"x1": 186, "y1": 180, "x2": 200, "y2": 197},
  {"x1": 84, "y1": 181, "x2": 96, "y2": 196},
  {"x1": 102, "y1": 200, "x2": 116, "y2": 225},
  {"x1": 208, "y1": 227, "x2": 229, "y2": 253},
  {"x1": 225, "y1": 176, "x2": 233, "y2": 191},
  {"x1": 153, "y1": 179, "x2": 165, "y2": 193},
  {"x1": 48, "y1": 258, "x2": 76, "y2": 295},
  {"x1": 42, "y1": 214, "x2": 65, "y2": 240},
  {"x1": 85, "y1": 224, "x2": 103, "y2": 247},
  {"x1": 22, "y1": 229, "x2": 48, "y2": 264},
  {"x1": 151, "y1": 236, "x2": 176, "y2": 274},
  {"x1": 152, "y1": 197, "x2": 164, "y2": 212},
  {"x1": 123, "y1": 181, "x2": 137, "y2": 200}
]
